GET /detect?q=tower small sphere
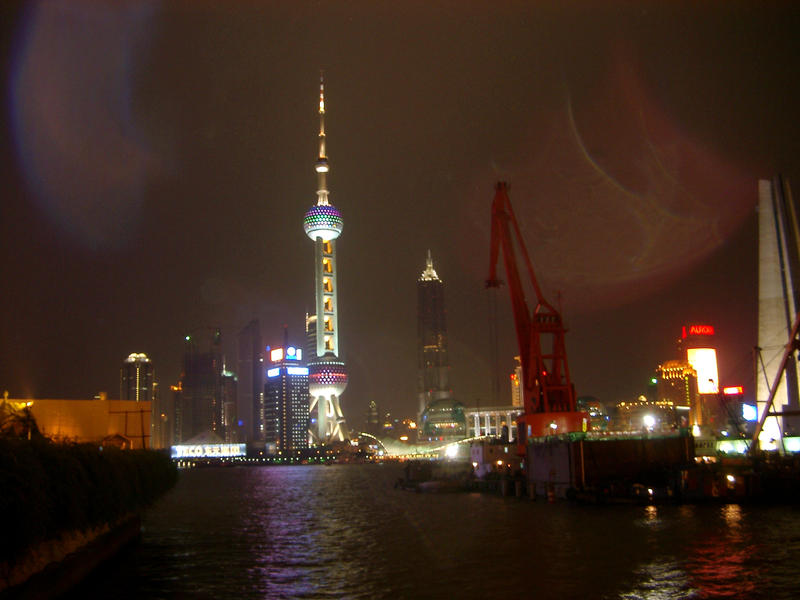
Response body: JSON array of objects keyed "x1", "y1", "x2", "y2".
[
  {"x1": 308, "y1": 356, "x2": 348, "y2": 398},
  {"x1": 304, "y1": 204, "x2": 343, "y2": 241}
]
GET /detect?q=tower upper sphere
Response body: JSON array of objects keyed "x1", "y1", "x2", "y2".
[{"x1": 304, "y1": 204, "x2": 343, "y2": 241}]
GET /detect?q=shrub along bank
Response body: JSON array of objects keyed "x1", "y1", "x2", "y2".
[{"x1": 0, "y1": 438, "x2": 177, "y2": 567}]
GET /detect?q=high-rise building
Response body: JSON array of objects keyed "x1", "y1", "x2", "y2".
[
  {"x1": 174, "y1": 329, "x2": 226, "y2": 443},
  {"x1": 417, "y1": 250, "x2": 452, "y2": 417},
  {"x1": 365, "y1": 399, "x2": 379, "y2": 436},
  {"x1": 237, "y1": 319, "x2": 263, "y2": 443},
  {"x1": 679, "y1": 324, "x2": 721, "y2": 429},
  {"x1": 510, "y1": 356, "x2": 523, "y2": 408},
  {"x1": 120, "y1": 353, "x2": 154, "y2": 402},
  {"x1": 655, "y1": 359, "x2": 697, "y2": 427},
  {"x1": 120, "y1": 353, "x2": 159, "y2": 449},
  {"x1": 221, "y1": 369, "x2": 238, "y2": 443},
  {"x1": 758, "y1": 176, "x2": 800, "y2": 446},
  {"x1": 264, "y1": 332, "x2": 310, "y2": 453},
  {"x1": 304, "y1": 75, "x2": 348, "y2": 445}
]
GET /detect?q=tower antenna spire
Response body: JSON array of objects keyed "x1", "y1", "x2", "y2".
[
  {"x1": 314, "y1": 71, "x2": 330, "y2": 206},
  {"x1": 318, "y1": 71, "x2": 326, "y2": 159}
]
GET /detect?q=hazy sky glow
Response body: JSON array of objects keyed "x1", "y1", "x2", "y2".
[{"x1": 1, "y1": 1, "x2": 798, "y2": 424}]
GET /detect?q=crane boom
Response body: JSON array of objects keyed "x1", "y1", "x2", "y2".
[{"x1": 487, "y1": 182, "x2": 587, "y2": 451}]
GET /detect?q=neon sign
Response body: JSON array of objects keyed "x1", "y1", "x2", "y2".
[
  {"x1": 682, "y1": 325, "x2": 715, "y2": 338},
  {"x1": 171, "y1": 444, "x2": 246, "y2": 459},
  {"x1": 269, "y1": 346, "x2": 302, "y2": 363},
  {"x1": 723, "y1": 386, "x2": 743, "y2": 395}
]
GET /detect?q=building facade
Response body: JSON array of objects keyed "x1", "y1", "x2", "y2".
[
  {"x1": 236, "y1": 319, "x2": 263, "y2": 444},
  {"x1": 120, "y1": 352, "x2": 154, "y2": 403},
  {"x1": 656, "y1": 359, "x2": 697, "y2": 427},
  {"x1": 678, "y1": 324, "x2": 723, "y2": 430},
  {"x1": 264, "y1": 338, "x2": 310, "y2": 453},
  {"x1": 304, "y1": 75, "x2": 348, "y2": 444},
  {"x1": 417, "y1": 251, "x2": 453, "y2": 418},
  {"x1": 174, "y1": 329, "x2": 230, "y2": 443}
]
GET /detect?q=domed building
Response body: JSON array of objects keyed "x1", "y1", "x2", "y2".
[{"x1": 420, "y1": 398, "x2": 467, "y2": 441}]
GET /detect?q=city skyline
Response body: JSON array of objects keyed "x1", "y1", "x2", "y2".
[{"x1": 1, "y1": 2, "x2": 799, "y2": 425}]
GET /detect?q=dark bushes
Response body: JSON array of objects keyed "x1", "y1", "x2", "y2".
[{"x1": 0, "y1": 439, "x2": 177, "y2": 565}]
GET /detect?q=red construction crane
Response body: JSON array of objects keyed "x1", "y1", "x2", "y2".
[{"x1": 487, "y1": 182, "x2": 588, "y2": 452}]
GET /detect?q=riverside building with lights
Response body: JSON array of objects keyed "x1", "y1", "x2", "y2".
[
  {"x1": 655, "y1": 359, "x2": 697, "y2": 427},
  {"x1": 304, "y1": 75, "x2": 348, "y2": 444},
  {"x1": 678, "y1": 324, "x2": 723, "y2": 431},
  {"x1": 264, "y1": 337, "x2": 309, "y2": 453}
]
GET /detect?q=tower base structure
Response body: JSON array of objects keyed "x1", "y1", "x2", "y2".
[
  {"x1": 309, "y1": 394, "x2": 347, "y2": 445},
  {"x1": 307, "y1": 354, "x2": 348, "y2": 445}
]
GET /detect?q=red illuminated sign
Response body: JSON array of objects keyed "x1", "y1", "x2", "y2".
[
  {"x1": 723, "y1": 386, "x2": 743, "y2": 395},
  {"x1": 682, "y1": 324, "x2": 715, "y2": 338}
]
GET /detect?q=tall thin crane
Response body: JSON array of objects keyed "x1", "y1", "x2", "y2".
[{"x1": 487, "y1": 182, "x2": 587, "y2": 452}]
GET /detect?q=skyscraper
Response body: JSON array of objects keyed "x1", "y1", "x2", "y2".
[
  {"x1": 120, "y1": 353, "x2": 154, "y2": 402},
  {"x1": 417, "y1": 250, "x2": 452, "y2": 417},
  {"x1": 120, "y1": 352, "x2": 159, "y2": 449},
  {"x1": 237, "y1": 319, "x2": 263, "y2": 443},
  {"x1": 304, "y1": 75, "x2": 348, "y2": 444},
  {"x1": 264, "y1": 331, "x2": 310, "y2": 453},
  {"x1": 174, "y1": 329, "x2": 228, "y2": 442},
  {"x1": 679, "y1": 324, "x2": 720, "y2": 429}
]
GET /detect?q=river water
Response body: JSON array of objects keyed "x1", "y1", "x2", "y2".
[{"x1": 69, "y1": 463, "x2": 800, "y2": 599}]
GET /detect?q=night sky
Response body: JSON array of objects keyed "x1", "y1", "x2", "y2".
[{"x1": 1, "y1": 1, "x2": 799, "y2": 427}]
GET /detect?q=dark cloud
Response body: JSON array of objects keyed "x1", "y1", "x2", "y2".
[{"x1": 1, "y1": 1, "x2": 797, "y2": 424}]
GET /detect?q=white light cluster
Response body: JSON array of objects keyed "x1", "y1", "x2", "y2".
[{"x1": 171, "y1": 444, "x2": 247, "y2": 459}]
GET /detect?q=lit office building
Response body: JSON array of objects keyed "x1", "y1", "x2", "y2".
[
  {"x1": 120, "y1": 353, "x2": 154, "y2": 402},
  {"x1": 264, "y1": 339, "x2": 309, "y2": 453},
  {"x1": 655, "y1": 359, "x2": 697, "y2": 427},
  {"x1": 679, "y1": 324, "x2": 720, "y2": 430}
]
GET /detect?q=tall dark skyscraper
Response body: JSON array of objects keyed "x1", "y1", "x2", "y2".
[
  {"x1": 263, "y1": 331, "x2": 310, "y2": 453},
  {"x1": 174, "y1": 329, "x2": 229, "y2": 443},
  {"x1": 237, "y1": 319, "x2": 263, "y2": 443},
  {"x1": 417, "y1": 250, "x2": 452, "y2": 417},
  {"x1": 120, "y1": 353, "x2": 154, "y2": 402}
]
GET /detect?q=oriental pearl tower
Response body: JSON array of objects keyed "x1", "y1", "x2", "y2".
[{"x1": 304, "y1": 74, "x2": 348, "y2": 445}]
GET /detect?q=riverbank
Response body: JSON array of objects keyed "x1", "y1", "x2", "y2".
[{"x1": 0, "y1": 439, "x2": 177, "y2": 596}]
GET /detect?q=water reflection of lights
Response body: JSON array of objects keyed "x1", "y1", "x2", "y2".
[
  {"x1": 636, "y1": 505, "x2": 665, "y2": 531},
  {"x1": 721, "y1": 504, "x2": 742, "y2": 531},
  {"x1": 619, "y1": 558, "x2": 694, "y2": 599},
  {"x1": 685, "y1": 505, "x2": 758, "y2": 598}
]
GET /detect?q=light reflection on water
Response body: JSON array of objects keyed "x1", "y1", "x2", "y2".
[{"x1": 69, "y1": 465, "x2": 800, "y2": 600}]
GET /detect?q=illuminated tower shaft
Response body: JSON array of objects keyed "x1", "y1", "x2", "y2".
[{"x1": 304, "y1": 75, "x2": 348, "y2": 445}]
